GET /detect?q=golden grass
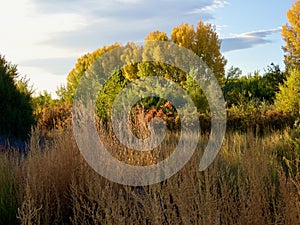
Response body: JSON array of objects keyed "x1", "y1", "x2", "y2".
[{"x1": 0, "y1": 126, "x2": 299, "y2": 224}]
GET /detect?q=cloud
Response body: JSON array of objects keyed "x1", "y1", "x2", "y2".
[
  {"x1": 221, "y1": 28, "x2": 282, "y2": 52},
  {"x1": 31, "y1": 0, "x2": 217, "y2": 19},
  {"x1": 32, "y1": 0, "x2": 227, "y2": 51},
  {"x1": 188, "y1": 0, "x2": 227, "y2": 14}
]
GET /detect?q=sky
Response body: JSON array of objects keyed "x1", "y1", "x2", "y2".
[{"x1": 0, "y1": 0, "x2": 295, "y2": 97}]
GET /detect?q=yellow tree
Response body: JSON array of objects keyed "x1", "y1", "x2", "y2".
[
  {"x1": 144, "y1": 30, "x2": 169, "y2": 41},
  {"x1": 282, "y1": 0, "x2": 300, "y2": 68},
  {"x1": 275, "y1": 68, "x2": 300, "y2": 116},
  {"x1": 58, "y1": 43, "x2": 121, "y2": 103},
  {"x1": 171, "y1": 21, "x2": 227, "y2": 86},
  {"x1": 138, "y1": 30, "x2": 183, "y2": 82}
]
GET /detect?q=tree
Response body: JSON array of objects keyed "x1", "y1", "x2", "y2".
[
  {"x1": 260, "y1": 63, "x2": 286, "y2": 103},
  {"x1": 62, "y1": 21, "x2": 227, "y2": 120},
  {"x1": 282, "y1": 0, "x2": 300, "y2": 68},
  {"x1": 171, "y1": 21, "x2": 227, "y2": 86},
  {"x1": 0, "y1": 55, "x2": 35, "y2": 140},
  {"x1": 224, "y1": 66, "x2": 242, "y2": 103},
  {"x1": 275, "y1": 68, "x2": 300, "y2": 116},
  {"x1": 145, "y1": 30, "x2": 169, "y2": 41},
  {"x1": 58, "y1": 43, "x2": 121, "y2": 103},
  {"x1": 224, "y1": 64, "x2": 286, "y2": 107}
]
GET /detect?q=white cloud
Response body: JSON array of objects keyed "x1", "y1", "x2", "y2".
[
  {"x1": 116, "y1": 0, "x2": 144, "y2": 3},
  {"x1": 221, "y1": 28, "x2": 282, "y2": 52},
  {"x1": 0, "y1": 0, "x2": 87, "y2": 62},
  {"x1": 188, "y1": 0, "x2": 227, "y2": 14}
]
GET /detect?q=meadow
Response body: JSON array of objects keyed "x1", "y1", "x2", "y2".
[
  {"x1": 1, "y1": 5, "x2": 299, "y2": 223},
  {"x1": 0, "y1": 122, "x2": 299, "y2": 225}
]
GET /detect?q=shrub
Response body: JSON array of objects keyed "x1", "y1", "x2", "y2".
[{"x1": 0, "y1": 55, "x2": 35, "y2": 140}]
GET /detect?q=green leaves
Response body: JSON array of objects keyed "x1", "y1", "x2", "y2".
[{"x1": 0, "y1": 55, "x2": 35, "y2": 140}]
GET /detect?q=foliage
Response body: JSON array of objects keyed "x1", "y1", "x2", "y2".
[
  {"x1": 0, "y1": 55, "x2": 35, "y2": 140},
  {"x1": 31, "y1": 91, "x2": 72, "y2": 133},
  {"x1": 275, "y1": 68, "x2": 300, "y2": 116},
  {"x1": 95, "y1": 70, "x2": 128, "y2": 121},
  {"x1": 58, "y1": 43, "x2": 122, "y2": 103},
  {"x1": 259, "y1": 63, "x2": 286, "y2": 102},
  {"x1": 37, "y1": 103, "x2": 72, "y2": 132},
  {"x1": 227, "y1": 102, "x2": 294, "y2": 134},
  {"x1": 282, "y1": 0, "x2": 300, "y2": 68},
  {"x1": 32, "y1": 91, "x2": 55, "y2": 122},
  {"x1": 224, "y1": 64, "x2": 286, "y2": 107},
  {"x1": 61, "y1": 21, "x2": 226, "y2": 120},
  {"x1": 171, "y1": 21, "x2": 227, "y2": 86}
]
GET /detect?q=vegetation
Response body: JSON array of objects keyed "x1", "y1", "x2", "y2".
[
  {"x1": 0, "y1": 126, "x2": 298, "y2": 225},
  {"x1": 224, "y1": 64, "x2": 286, "y2": 107},
  {"x1": 0, "y1": 55, "x2": 35, "y2": 141},
  {"x1": 275, "y1": 68, "x2": 300, "y2": 117},
  {"x1": 282, "y1": 0, "x2": 300, "y2": 68},
  {"x1": 0, "y1": 1, "x2": 300, "y2": 224},
  {"x1": 58, "y1": 21, "x2": 226, "y2": 121}
]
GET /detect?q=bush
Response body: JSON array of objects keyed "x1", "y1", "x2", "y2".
[
  {"x1": 0, "y1": 55, "x2": 35, "y2": 140},
  {"x1": 37, "y1": 103, "x2": 72, "y2": 132}
]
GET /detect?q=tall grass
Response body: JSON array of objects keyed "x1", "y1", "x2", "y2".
[
  {"x1": 0, "y1": 126, "x2": 299, "y2": 224},
  {"x1": 0, "y1": 152, "x2": 19, "y2": 225}
]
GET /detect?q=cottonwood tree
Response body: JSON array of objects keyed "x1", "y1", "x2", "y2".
[
  {"x1": 58, "y1": 43, "x2": 121, "y2": 103},
  {"x1": 61, "y1": 21, "x2": 227, "y2": 117},
  {"x1": 171, "y1": 21, "x2": 227, "y2": 86},
  {"x1": 275, "y1": 68, "x2": 300, "y2": 116},
  {"x1": 282, "y1": 0, "x2": 300, "y2": 68}
]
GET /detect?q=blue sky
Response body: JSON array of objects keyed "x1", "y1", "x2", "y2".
[{"x1": 0, "y1": 0, "x2": 295, "y2": 96}]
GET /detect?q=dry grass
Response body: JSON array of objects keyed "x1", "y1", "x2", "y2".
[{"x1": 0, "y1": 125, "x2": 299, "y2": 224}]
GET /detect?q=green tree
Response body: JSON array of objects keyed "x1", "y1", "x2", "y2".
[
  {"x1": 282, "y1": 0, "x2": 300, "y2": 68},
  {"x1": 224, "y1": 66, "x2": 242, "y2": 105},
  {"x1": 275, "y1": 68, "x2": 300, "y2": 116},
  {"x1": 224, "y1": 64, "x2": 285, "y2": 107},
  {"x1": 0, "y1": 55, "x2": 35, "y2": 140},
  {"x1": 260, "y1": 63, "x2": 286, "y2": 103},
  {"x1": 96, "y1": 69, "x2": 128, "y2": 121}
]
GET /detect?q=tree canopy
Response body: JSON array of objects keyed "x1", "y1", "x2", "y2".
[
  {"x1": 275, "y1": 68, "x2": 300, "y2": 116},
  {"x1": 60, "y1": 21, "x2": 226, "y2": 118},
  {"x1": 0, "y1": 55, "x2": 35, "y2": 140},
  {"x1": 171, "y1": 21, "x2": 226, "y2": 86},
  {"x1": 282, "y1": 0, "x2": 300, "y2": 68}
]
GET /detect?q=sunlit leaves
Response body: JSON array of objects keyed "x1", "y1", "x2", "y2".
[{"x1": 282, "y1": 0, "x2": 300, "y2": 68}]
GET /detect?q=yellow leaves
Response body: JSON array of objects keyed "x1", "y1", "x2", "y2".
[
  {"x1": 121, "y1": 64, "x2": 138, "y2": 81},
  {"x1": 282, "y1": 0, "x2": 300, "y2": 68},
  {"x1": 144, "y1": 30, "x2": 168, "y2": 41},
  {"x1": 171, "y1": 23, "x2": 195, "y2": 49},
  {"x1": 63, "y1": 20, "x2": 226, "y2": 103},
  {"x1": 275, "y1": 68, "x2": 300, "y2": 116},
  {"x1": 171, "y1": 21, "x2": 226, "y2": 86}
]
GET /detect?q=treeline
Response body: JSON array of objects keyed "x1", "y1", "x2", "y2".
[{"x1": 1, "y1": 14, "x2": 300, "y2": 143}]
